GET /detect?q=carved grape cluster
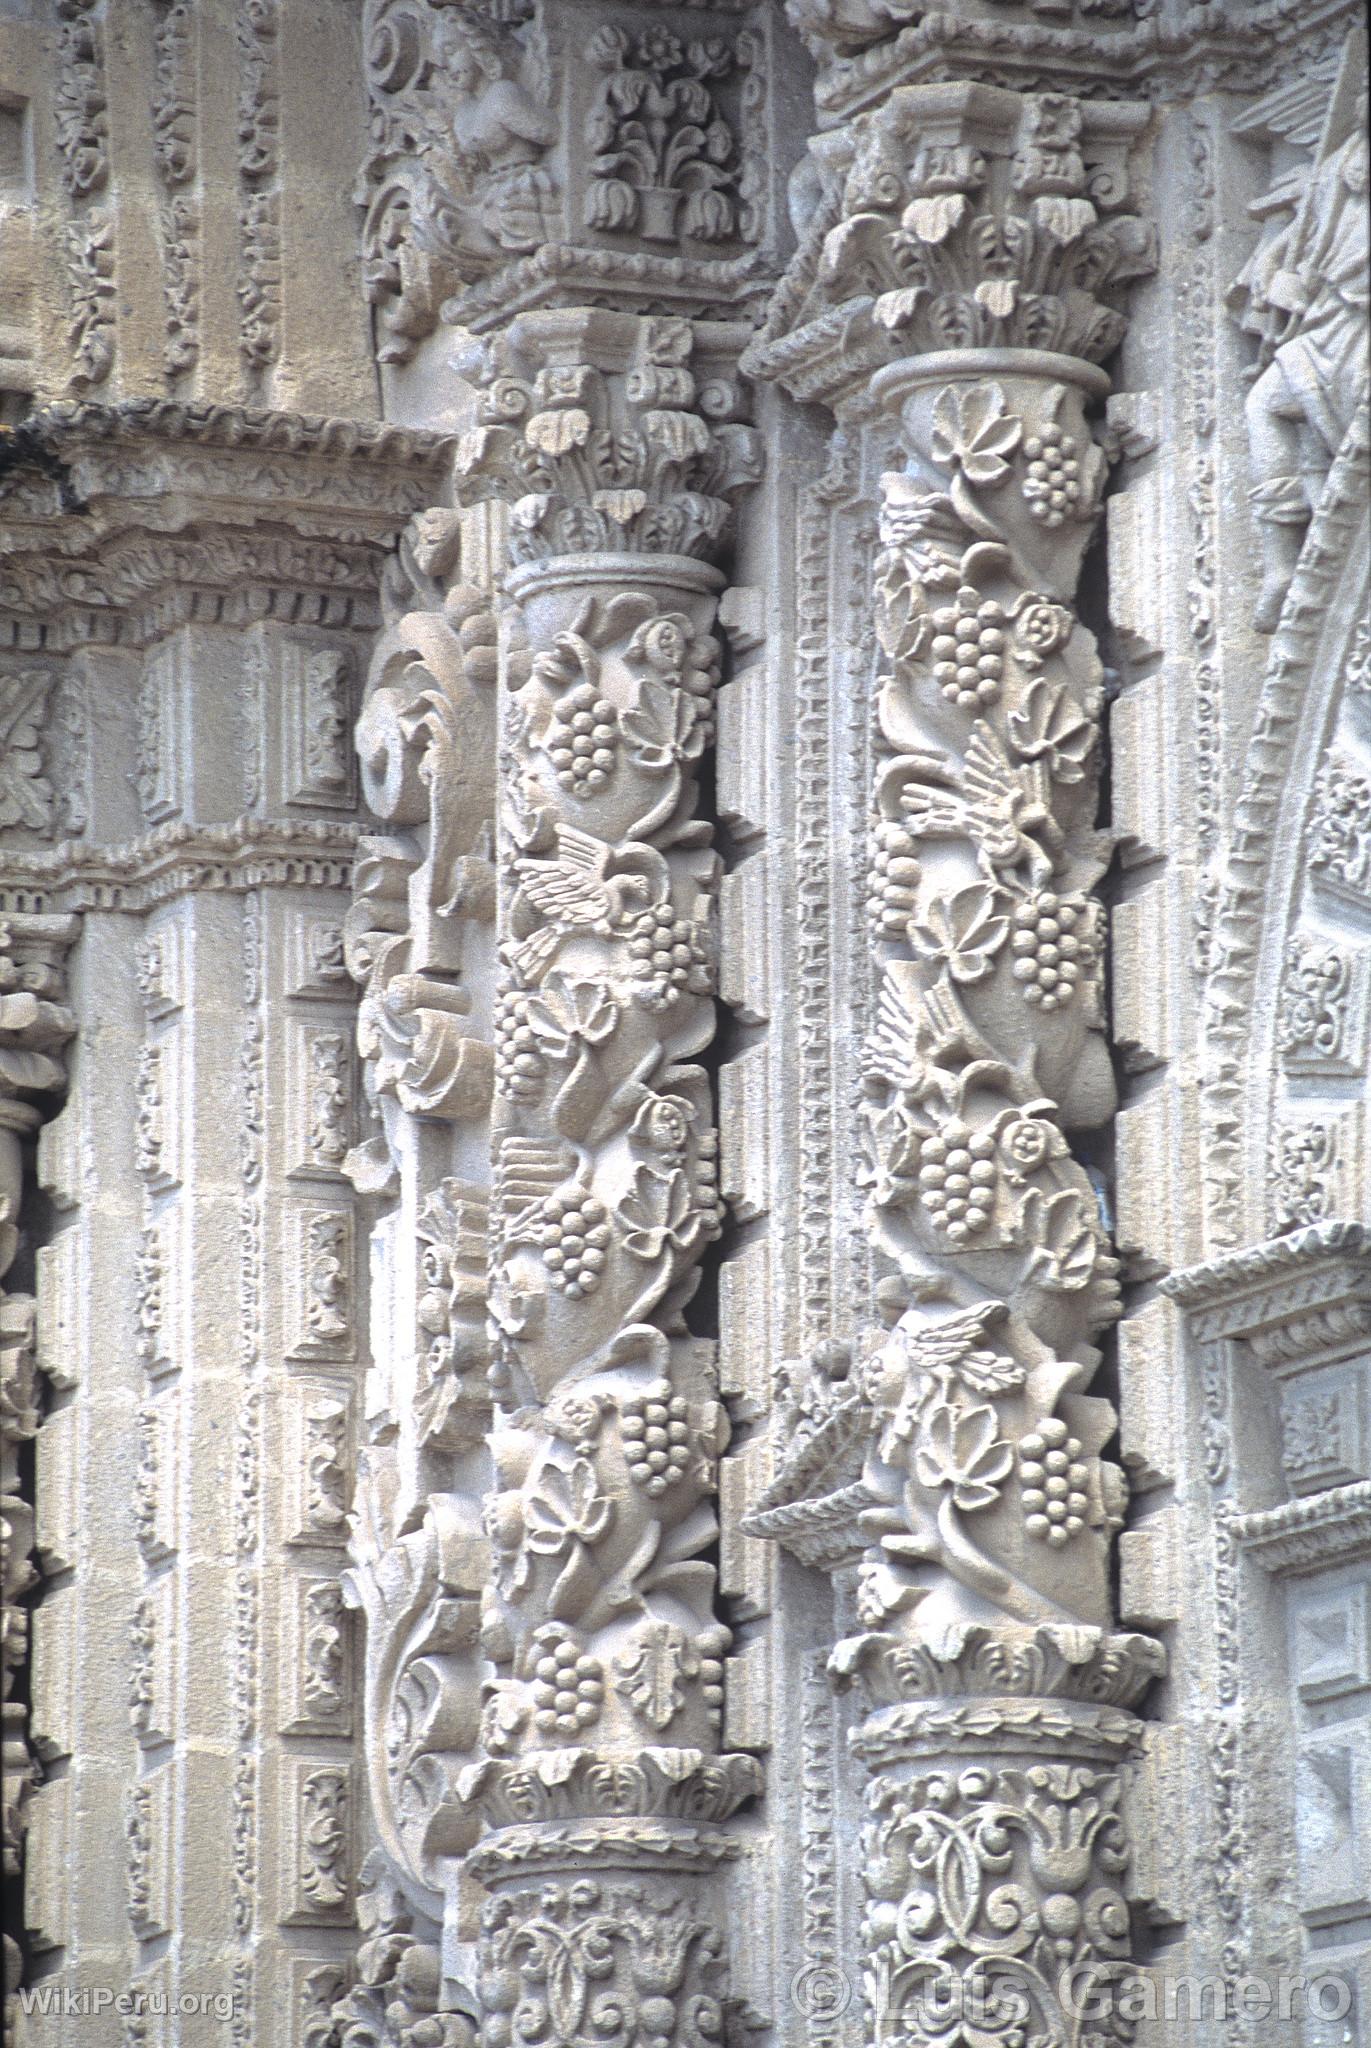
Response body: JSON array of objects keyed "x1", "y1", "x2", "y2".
[
  {"x1": 619, "y1": 1378, "x2": 692, "y2": 1498},
  {"x1": 539, "y1": 1190, "x2": 610, "y2": 1297},
  {"x1": 627, "y1": 903, "x2": 710, "y2": 1010},
  {"x1": 494, "y1": 988, "x2": 547, "y2": 1101},
  {"x1": 1009, "y1": 892, "x2": 1095, "y2": 1011},
  {"x1": 1019, "y1": 1417, "x2": 1089, "y2": 1547},
  {"x1": 700, "y1": 1648, "x2": 725, "y2": 1724},
  {"x1": 930, "y1": 590, "x2": 1007, "y2": 710},
  {"x1": 1022, "y1": 421, "x2": 1083, "y2": 527},
  {"x1": 697, "y1": 1127, "x2": 725, "y2": 1236},
  {"x1": 868, "y1": 818, "x2": 920, "y2": 940},
  {"x1": 529, "y1": 1626, "x2": 604, "y2": 1737},
  {"x1": 918, "y1": 1121, "x2": 998, "y2": 1244},
  {"x1": 547, "y1": 682, "x2": 618, "y2": 796}
]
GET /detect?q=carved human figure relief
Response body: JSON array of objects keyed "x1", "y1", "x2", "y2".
[{"x1": 1231, "y1": 32, "x2": 1371, "y2": 628}]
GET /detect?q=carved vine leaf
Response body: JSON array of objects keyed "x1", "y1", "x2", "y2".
[
  {"x1": 615, "y1": 1163, "x2": 694, "y2": 1261},
  {"x1": 524, "y1": 1459, "x2": 613, "y2": 1559},
  {"x1": 1008, "y1": 673, "x2": 1094, "y2": 780},
  {"x1": 621, "y1": 676, "x2": 705, "y2": 770},
  {"x1": 910, "y1": 883, "x2": 1009, "y2": 985},
  {"x1": 1021, "y1": 1188, "x2": 1099, "y2": 1292},
  {"x1": 523, "y1": 978, "x2": 619, "y2": 1061},
  {"x1": 930, "y1": 383, "x2": 1023, "y2": 486},
  {"x1": 912, "y1": 1401, "x2": 1013, "y2": 1512},
  {"x1": 612, "y1": 1619, "x2": 695, "y2": 1730}
]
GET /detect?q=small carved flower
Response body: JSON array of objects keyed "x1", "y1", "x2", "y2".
[
  {"x1": 686, "y1": 36, "x2": 733, "y2": 79},
  {"x1": 629, "y1": 1092, "x2": 695, "y2": 1157},
  {"x1": 997, "y1": 1113, "x2": 1064, "y2": 1181},
  {"x1": 637, "y1": 26, "x2": 683, "y2": 70},
  {"x1": 1014, "y1": 600, "x2": 1075, "y2": 662},
  {"x1": 587, "y1": 24, "x2": 632, "y2": 68},
  {"x1": 913, "y1": 1402, "x2": 1013, "y2": 1512},
  {"x1": 628, "y1": 614, "x2": 690, "y2": 675}
]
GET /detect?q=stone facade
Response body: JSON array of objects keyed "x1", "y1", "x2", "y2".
[{"x1": 0, "y1": 3, "x2": 1367, "y2": 2046}]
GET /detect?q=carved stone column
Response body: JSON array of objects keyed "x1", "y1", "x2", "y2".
[
  {"x1": 449, "y1": 302, "x2": 763, "y2": 2048},
  {"x1": 743, "y1": 80, "x2": 1163, "y2": 2046},
  {"x1": 0, "y1": 916, "x2": 76, "y2": 2047}
]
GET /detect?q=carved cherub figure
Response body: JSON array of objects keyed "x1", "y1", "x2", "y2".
[{"x1": 432, "y1": 15, "x2": 556, "y2": 259}]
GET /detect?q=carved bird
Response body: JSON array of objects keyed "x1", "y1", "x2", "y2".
[
  {"x1": 901, "y1": 725, "x2": 1063, "y2": 883},
  {"x1": 511, "y1": 825, "x2": 656, "y2": 984}
]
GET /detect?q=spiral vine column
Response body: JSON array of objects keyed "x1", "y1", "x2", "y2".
[
  {"x1": 453, "y1": 307, "x2": 763, "y2": 2048},
  {"x1": 744, "y1": 87, "x2": 1165, "y2": 2046}
]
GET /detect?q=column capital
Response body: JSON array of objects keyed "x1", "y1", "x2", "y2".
[{"x1": 747, "y1": 84, "x2": 1153, "y2": 408}]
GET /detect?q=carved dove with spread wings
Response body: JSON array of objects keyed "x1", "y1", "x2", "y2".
[
  {"x1": 900, "y1": 725, "x2": 1064, "y2": 883},
  {"x1": 511, "y1": 824, "x2": 659, "y2": 984}
]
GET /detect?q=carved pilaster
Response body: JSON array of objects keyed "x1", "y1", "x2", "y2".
[{"x1": 743, "y1": 82, "x2": 1162, "y2": 2047}]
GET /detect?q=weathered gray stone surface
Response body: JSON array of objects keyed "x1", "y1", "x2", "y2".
[{"x1": 0, "y1": 2, "x2": 1366, "y2": 2044}]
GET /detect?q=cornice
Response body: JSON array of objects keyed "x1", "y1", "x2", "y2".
[
  {"x1": 1163, "y1": 1222, "x2": 1371, "y2": 1362},
  {"x1": 1162, "y1": 1222, "x2": 1371, "y2": 1309},
  {"x1": 0, "y1": 401, "x2": 458, "y2": 649},
  {"x1": 18, "y1": 400, "x2": 454, "y2": 469},
  {"x1": 1232, "y1": 1480, "x2": 1371, "y2": 1576},
  {"x1": 0, "y1": 818, "x2": 360, "y2": 915},
  {"x1": 796, "y1": 0, "x2": 1360, "y2": 124}
]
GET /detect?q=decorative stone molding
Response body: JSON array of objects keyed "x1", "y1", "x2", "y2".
[
  {"x1": 1162, "y1": 1223, "x2": 1371, "y2": 2023},
  {"x1": 787, "y1": 0, "x2": 1359, "y2": 122}
]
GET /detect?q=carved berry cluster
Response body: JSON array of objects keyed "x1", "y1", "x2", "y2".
[
  {"x1": 529, "y1": 1626, "x2": 605, "y2": 1737},
  {"x1": 930, "y1": 591, "x2": 1007, "y2": 710},
  {"x1": 619, "y1": 1378, "x2": 692, "y2": 1497},
  {"x1": 627, "y1": 903, "x2": 710, "y2": 1010},
  {"x1": 1022, "y1": 421, "x2": 1083, "y2": 528},
  {"x1": 918, "y1": 1122, "x2": 998, "y2": 1243},
  {"x1": 494, "y1": 988, "x2": 547, "y2": 1101},
  {"x1": 869, "y1": 818, "x2": 921, "y2": 940},
  {"x1": 539, "y1": 1190, "x2": 610, "y2": 1297},
  {"x1": 1009, "y1": 893, "x2": 1095, "y2": 1011},
  {"x1": 547, "y1": 682, "x2": 618, "y2": 796},
  {"x1": 1019, "y1": 1416, "x2": 1089, "y2": 1547}
]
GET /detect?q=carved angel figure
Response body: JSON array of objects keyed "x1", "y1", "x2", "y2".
[
  {"x1": 1234, "y1": 125, "x2": 1370, "y2": 629},
  {"x1": 432, "y1": 15, "x2": 557, "y2": 260}
]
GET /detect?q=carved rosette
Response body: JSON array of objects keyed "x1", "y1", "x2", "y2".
[
  {"x1": 744, "y1": 83, "x2": 1162, "y2": 2047},
  {"x1": 449, "y1": 305, "x2": 761, "y2": 2043}
]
